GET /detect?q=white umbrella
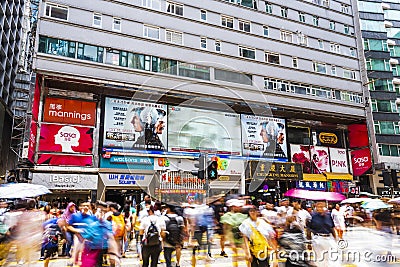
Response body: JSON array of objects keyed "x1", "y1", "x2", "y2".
[
  {"x1": 388, "y1": 197, "x2": 400, "y2": 204},
  {"x1": 361, "y1": 199, "x2": 391, "y2": 210},
  {"x1": 0, "y1": 183, "x2": 51, "y2": 198},
  {"x1": 341, "y1": 198, "x2": 371, "y2": 204}
]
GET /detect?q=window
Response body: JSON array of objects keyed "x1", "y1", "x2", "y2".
[
  {"x1": 331, "y1": 65, "x2": 336, "y2": 76},
  {"x1": 364, "y1": 39, "x2": 389, "y2": 51},
  {"x1": 178, "y1": 63, "x2": 210, "y2": 80},
  {"x1": 127, "y1": 53, "x2": 150, "y2": 71},
  {"x1": 105, "y1": 49, "x2": 120, "y2": 66},
  {"x1": 239, "y1": 46, "x2": 255, "y2": 59},
  {"x1": 221, "y1": 16, "x2": 234, "y2": 28},
  {"x1": 343, "y1": 69, "x2": 356, "y2": 79},
  {"x1": 318, "y1": 39, "x2": 324, "y2": 49},
  {"x1": 166, "y1": 30, "x2": 183, "y2": 45},
  {"x1": 344, "y1": 25, "x2": 350, "y2": 34},
  {"x1": 366, "y1": 59, "x2": 391, "y2": 71},
  {"x1": 393, "y1": 65, "x2": 399, "y2": 76},
  {"x1": 341, "y1": 4, "x2": 349, "y2": 14},
  {"x1": 113, "y1": 18, "x2": 121, "y2": 32},
  {"x1": 38, "y1": 36, "x2": 76, "y2": 58},
  {"x1": 299, "y1": 12, "x2": 305, "y2": 23},
  {"x1": 200, "y1": 10, "x2": 207, "y2": 20},
  {"x1": 298, "y1": 33, "x2": 308, "y2": 46},
  {"x1": 281, "y1": 7, "x2": 288, "y2": 18},
  {"x1": 152, "y1": 57, "x2": 177, "y2": 75},
  {"x1": 142, "y1": 0, "x2": 160, "y2": 10},
  {"x1": 350, "y1": 48, "x2": 356, "y2": 57},
  {"x1": 329, "y1": 21, "x2": 336, "y2": 30},
  {"x1": 215, "y1": 40, "x2": 221, "y2": 52},
  {"x1": 292, "y1": 57, "x2": 298, "y2": 68},
  {"x1": 313, "y1": 62, "x2": 327, "y2": 74},
  {"x1": 280, "y1": 30, "x2": 293, "y2": 43},
  {"x1": 330, "y1": 43, "x2": 340, "y2": 53},
  {"x1": 265, "y1": 2, "x2": 273, "y2": 13},
  {"x1": 45, "y1": 3, "x2": 68, "y2": 20},
  {"x1": 375, "y1": 122, "x2": 400, "y2": 135},
  {"x1": 265, "y1": 51, "x2": 280, "y2": 64},
  {"x1": 378, "y1": 144, "x2": 400, "y2": 157},
  {"x1": 166, "y1": 2, "x2": 183, "y2": 16},
  {"x1": 215, "y1": 69, "x2": 252, "y2": 85},
  {"x1": 93, "y1": 13, "x2": 102, "y2": 27},
  {"x1": 240, "y1": 0, "x2": 257, "y2": 9},
  {"x1": 375, "y1": 100, "x2": 398, "y2": 112},
  {"x1": 143, "y1": 25, "x2": 160, "y2": 39},
  {"x1": 369, "y1": 79, "x2": 394, "y2": 92},
  {"x1": 201, "y1": 37, "x2": 207, "y2": 49},
  {"x1": 313, "y1": 16, "x2": 319, "y2": 26},
  {"x1": 263, "y1": 26, "x2": 269, "y2": 36},
  {"x1": 77, "y1": 43, "x2": 104, "y2": 63},
  {"x1": 239, "y1": 20, "x2": 251, "y2": 32}
]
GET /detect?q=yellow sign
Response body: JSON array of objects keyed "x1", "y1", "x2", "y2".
[
  {"x1": 319, "y1": 132, "x2": 338, "y2": 144},
  {"x1": 218, "y1": 176, "x2": 230, "y2": 181}
]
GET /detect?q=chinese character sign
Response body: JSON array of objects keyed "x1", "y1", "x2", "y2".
[{"x1": 297, "y1": 181, "x2": 326, "y2": 191}]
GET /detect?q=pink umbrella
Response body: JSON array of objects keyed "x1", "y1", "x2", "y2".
[{"x1": 284, "y1": 188, "x2": 346, "y2": 201}]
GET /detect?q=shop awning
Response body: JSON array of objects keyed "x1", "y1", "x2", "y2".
[
  {"x1": 324, "y1": 172, "x2": 353, "y2": 181},
  {"x1": 303, "y1": 174, "x2": 327, "y2": 182}
]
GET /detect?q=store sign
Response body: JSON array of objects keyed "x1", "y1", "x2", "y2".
[
  {"x1": 249, "y1": 161, "x2": 302, "y2": 180},
  {"x1": 43, "y1": 98, "x2": 96, "y2": 126},
  {"x1": 327, "y1": 181, "x2": 349, "y2": 193},
  {"x1": 100, "y1": 157, "x2": 154, "y2": 170},
  {"x1": 241, "y1": 115, "x2": 287, "y2": 160},
  {"x1": 351, "y1": 148, "x2": 372, "y2": 176},
  {"x1": 377, "y1": 187, "x2": 400, "y2": 198},
  {"x1": 329, "y1": 148, "x2": 348, "y2": 173},
  {"x1": 37, "y1": 154, "x2": 93, "y2": 166},
  {"x1": 297, "y1": 181, "x2": 326, "y2": 191},
  {"x1": 27, "y1": 121, "x2": 38, "y2": 163},
  {"x1": 316, "y1": 130, "x2": 343, "y2": 147},
  {"x1": 32, "y1": 173, "x2": 98, "y2": 190},
  {"x1": 349, "y1": 186, "x2": 360, "y2": 195},
  {"x1": 348, "y1": 124, "x2": 369, "y2": 148},
  {"x1": 39, "y1": 124, "x2": 93, "y2": 153},
  {"x1": 99, "y1": 173, "x2": 154, "y2": 187}
]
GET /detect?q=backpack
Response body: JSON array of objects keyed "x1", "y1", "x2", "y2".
[
  {"x1": 165, "y1": 215, "x2": 181, "y2": 246},
  {"x1": 143, "y1": 220, "x2": 160, "y2": 246},
  {"x1": 112, "y1": 214, "x2": 126, "y2": 238},
  {"x1": 248, "y1": 221, "x2": 272, "y2": 260}
]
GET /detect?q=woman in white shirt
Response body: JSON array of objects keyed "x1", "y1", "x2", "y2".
[{"x1": 331, "y1": 204, "x2": 345, "y2": 239}]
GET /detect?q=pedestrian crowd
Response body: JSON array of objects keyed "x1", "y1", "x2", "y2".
[{"x1": 0, "y1": 195, "x2": 398, "y2": 267}]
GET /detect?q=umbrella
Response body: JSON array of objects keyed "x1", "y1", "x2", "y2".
[
  {"x1": 0, "y1": 183, "x2": 51, "y2": 199},
  {"x1": 359, "y1": 192, "x2": 380, "y2": 198},
  {"x1": 341, "y1": 198, "x2": 370, "y2": 204},
  {"x1": 284, "y1": 189, "x2": 346, "y2": 201},
  {"x1": 388, "y1": 197, "x2": 400, "y2": 204},
  {"x1": 361, "y1": 199, "x2": 391, "y2": 210}
]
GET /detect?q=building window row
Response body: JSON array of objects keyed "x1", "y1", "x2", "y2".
[
  {"x1": 223, "y1": 0, "x2": 258, "y2": 9},
  {"x1": 264, "y1": 77, "x2": 363, "y2": 104},
  {"x1": 374, "y1": 121, "x2": 400, "y2": 135},
  {"x1": 371, "y1": 99, "x2": 398, "y2": 113},
  {"x1": 378, "y1": 144, "x2": 400, "y2": 157},
  {"x1": 368, "y1": 79, "x2": 395, "y2": 92}
]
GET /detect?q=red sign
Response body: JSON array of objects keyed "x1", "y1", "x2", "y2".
[
  {"x1": 351, "y1": 148, "x2": 372, "y2": 176},
  {"x1": 37, "y1": 154, "x2": 93, "y2": 166},
  {"x1": 348, "y1": 124, "x2": 369, "y2": 148},
  {"x1": 28, "y1": 121, "x2": 38, "y2": 163},
  {"x1": 43, "y1": 98, "x2": 96, "y2": 126},
  {"x1": 32, "y1": 76, "x2": 41, "y2": 122},
  {"x1": 39, "y1": 124, "x2": 93, "y2": 153}
]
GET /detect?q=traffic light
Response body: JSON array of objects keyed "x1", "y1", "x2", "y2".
[
  {"x1": 208, "y1": 160, "x2": 218, "y2": 180},
  {"x1": 391, "y1": 169, "x2": 399, "y2": 188},
  {"x1": 378, "y1": 170, "x2": 392, "y2": 186},
  {"x1": 191, "y1": 154, "x2": 206, "y2": 179}
]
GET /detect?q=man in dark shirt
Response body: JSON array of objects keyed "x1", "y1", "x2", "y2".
[{"x1": 309, "y1": 201, "x2": 339, "y2": 267}]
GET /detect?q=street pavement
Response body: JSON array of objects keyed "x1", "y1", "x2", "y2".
[{"x1": 2, "y1": 226, "x2": 400, "y2": 267}]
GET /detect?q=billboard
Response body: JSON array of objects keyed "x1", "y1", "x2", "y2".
[
  {"x1": 38, "y1": 124, "x2": 93, "y2": 153},
  {"x1": 348, "y1": 124, "x2": 369, "y2": 148},
  {"x1": 241, "y1": 114, "x2": 287, "y2": 160},
  {"x1": 168, "y1": 106, "x2": 241, "y2": 155},
  {"x1": 351, "y1": 148, "x2": 372, "y2": 176},
  {"x1": 291, "y1": 145, "x2": 331, "y2": 174},
  {"x1": 43, "y1": 98, "x2": 96, "y2": 126},
  {"x1": 103, "y1": 98, "x2": 167, "y2": 154},
  {"x1": 329, "y1": 148, "x2": 348, "y2": 173},
  {"x1": 37, "y1": 154, "x2": 93, "y2": 166}
]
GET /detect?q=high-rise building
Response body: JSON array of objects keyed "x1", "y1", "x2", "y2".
[
  {"x1": 32, "y1": 0, "x2": 369, "y2": 203},
  {"x1": 0, "y1": 0, "x2": 29, "y2": 177},
  {"x1": 356, "y1": 0, "x2": 400, "y2": 195}
]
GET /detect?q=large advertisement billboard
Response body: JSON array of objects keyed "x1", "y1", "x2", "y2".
[
  {"x1": 167, "y1": 106, "x2": 241, "y2": 155},
  {"x1": 241, "y1": 115, "x2": 287, "y2": 160},
  {"x1": 103, "y1": 98, "x2": 167, "y2": 154},
  {"x1": 39, "y1": 124, "x2": 93, "y2": 153},
  {"x1": 291, "y1": 145, "x2": 331, "y2": 174},
  {"x1": 329, "y1": 148, "x2": 348, "y2": 173},
  {"x1": 351, "y1": 148, "x2": 372, "y2": 176}
]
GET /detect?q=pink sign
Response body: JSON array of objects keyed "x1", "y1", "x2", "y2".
[
  {"x1": 310, "y1": 146, "x2": 331, "y2": 173},
  {"x1": 39, "y1": 124, "x2": 93, "y2": 153},
  {"x1": 351, "y1": 148, "x2": 372, "y2": 176},
  {"x1": 37, "y1": 154, "x2": 93, "y2": 166}
]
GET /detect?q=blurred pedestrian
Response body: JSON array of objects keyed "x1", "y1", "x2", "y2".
[
  {"x1": 331, "y1": 204, "x2": 345, "y2": 239},
  {"x1": 163, "y1": 204, "x2": 184, "y2": 267}
]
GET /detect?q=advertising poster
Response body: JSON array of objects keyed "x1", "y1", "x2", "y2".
[
  {"x1": 103, "y1": 98, "x2": 167, "y2": 154},
  {"x1": 329, "y1": 148, "x2": 349, "y2": 173},
  {"x1": 43, "y1": 98, "x2": 96, "y2": 126},
  {"x1": 241, "y1": 114, "x2": 287, "y2": 160},
  {"x1": 348, "y1": 124, "x2": 369, "y2": 148},
  {"x1": 351, "y1": 148, "x2": 372, "y2": 176},
  {"x1": 291, "y1": 144, "x2": 311, "y2": 173},
  {"x1": 37, "y1": 154, "x2": 93, "y2": 166},
  {"x1": 310, "y1": 146, "x2": 331, "y2": 173},
  {"x1": 27, "y1": 121, "x2": 38, "y2": 163},
  {"x1": 39, "y1": 124, "x2": 93, "y2": 153},
  {"x1": 168, "y1": 106, "x2": 241, "y2": 155}
]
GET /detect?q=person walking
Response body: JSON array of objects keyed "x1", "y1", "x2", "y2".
[
  {"x1": 331, "y1": 204, "x2": 345, "y2": 240},
  {"x1": 163, "y1": 204, "x2": 184, "y2": 267},
  {"x1": 139, "y1": 205, "x2": 165, "y2": 267}
]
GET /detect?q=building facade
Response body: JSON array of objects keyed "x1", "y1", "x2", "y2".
[
  {"x1": 31, "y1": 0, "x2": 369, "y2": 204},
  {"x1": 357, "y1": 0, "x2": 400, "y2": 195}
]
